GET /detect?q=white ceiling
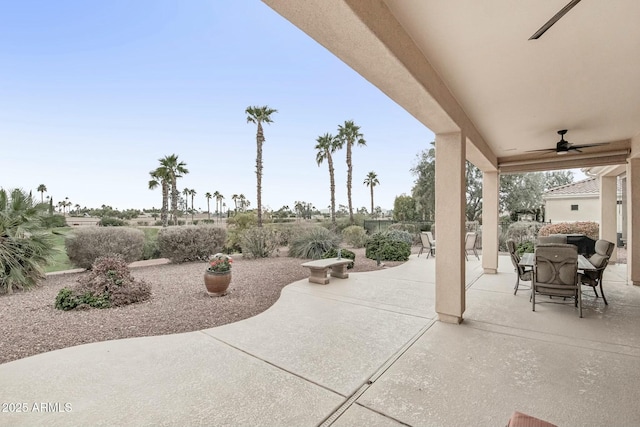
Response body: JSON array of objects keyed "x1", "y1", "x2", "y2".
[
  {"x1": 263, "y1": 0, "x2": 640, "y2": 170},
  {"x1": 383, "y1": 0, "x2": 640, "y2": 159}
]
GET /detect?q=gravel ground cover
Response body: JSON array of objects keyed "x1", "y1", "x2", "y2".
[{"x1": 0, "y1": 247, "x2": 412, "y2": 365}]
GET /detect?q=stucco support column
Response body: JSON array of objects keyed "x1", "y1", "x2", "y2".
[
  {"x1": 600, "y1": 176, "x2": 618, "y2": 263},
  {"x1": 627, "y1": 158, "x2": 640, "y2": 286},
  {"x1": 482, "y1": 171, "x2": 499, "y2": 273},
  {"x1": 435, "y1": 132, "x2": 466, "y2": 324}
]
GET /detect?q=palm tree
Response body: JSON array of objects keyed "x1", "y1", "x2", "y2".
[
  {"x1": 363, "y1": 171, "x2": 380, "y2": 217},
  {"x1": 0, "y1": 188, "x2": 55, "y2": 293},
  {"x1": 216, "y1": 192, "x2": 224, "y2": 223},
  {"x1": 337, "y1": 120, "x2": 366, "y2": 224},
  {"x1": 160, "y1": 154, "x2": 189, "y2": 226},
  {"x1": 36, "y1": 184, "x2": 47, "y2": 204},
  {"x1": 231, "y1": 194, "x2": 239, "y2": 213},
  {"x1": 148, "y1": 166, "x2": 171, "y2": 227},
  {"x1": 246, "y1": 105, "x2": 277, "y2": 227},
  {"x1": 182, "y1": 188, "x2": 190, "y2": 216},
  {"x1": 213, "y1": 191, "x2": 221, "y2": 220},
  {"x1": 239, "y1": 194, "x2": 247, "y2": 212},
  {"x1": 190, "y1": 189, "x2": 197, "y2": 223},
  {"x1": 315, "y1": 133, "x2": 340, "y2": 225},
  {"x1": 205, "y1": 192, "x2": 212, "y2": 220}
]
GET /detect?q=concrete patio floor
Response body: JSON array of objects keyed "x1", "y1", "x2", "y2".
[{"x1": 1, "y1": 254, "x2": 639, "y2": 426}]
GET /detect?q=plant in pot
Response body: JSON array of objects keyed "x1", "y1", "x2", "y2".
[{"x1": 204, "y1": 253, "x2": 233, "y2": 296}]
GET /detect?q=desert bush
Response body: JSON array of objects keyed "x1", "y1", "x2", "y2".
[
  {"x1": 365, "y1": 231, "x2": 411, "y2": 261},
  {"x1": 200, "y1": 219, "x2": 215, "y2": 224},
  {"x1": 266, "y1": 223, "x2": 306, "y2": 247},
  {"x1": 322, "y1": 248, "x2": 355, "y2": 269},
  {"x1": 240, "y1": 227, "x2": 280, "y2": 258},
  {"x1": 388, "y1": 223, "x2": 421, "y2": 244},
  {"x1": 158, "y1": 225, "x2": 226, "y2": 263},
  {"x1": 65, "y1": 227, "x2": 145, "y2": 269},
  {"x1": 55, "y1": 255, "x2": 151, "y2": 310},
  {"x1": 538, "y1": 221, "x2": 599, "y2": 241},
  {"x1": 383, "y1": 229, "x2": 413, "y2": 246},
  {"x1": 507, "y1": 221, "x2": 543, "y2": 245},
  {"x1": 224, "y1": 212, "x2": 258, "y2": 253},
  {"x1": 136, "y1": 221, "x2": 149, "y2": 226},
  {"x1": 288, "y1": 227, "x2": 341, "y2": 259},
  {"x1": 342, "y1": 225, "x2": 369, "y2": 248},
  {"x1": 98, "y1": 217, "x2": 126, "y2": 227}
]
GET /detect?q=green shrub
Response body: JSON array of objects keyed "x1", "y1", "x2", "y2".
[
  {"x1": 365, "y1": 232, "x2": 411, "y2": 261},
  {"x1": 267, "y1": 223, "x2": 306, "y2": 246},
  {"x1": 55, "y1": 255, "x2": 151, "y2": 310},
  {"x1": 98, "y1": 217, "x2": 126, "y2": 227},
  {"x1": 288, "y1": 227, "x2": 341, "y2": 259},
  {"x1": 342, "y1": 225, "x2": 369, "y2": 248},
  {"x1": 322, "y1": 248, "x2": 355, "y2": 269},
  {"x1": 538, "y1": 221, "x2": 599, "y2": 241},
  {"x1": 240, "y1": 226, "x2": 280, "y2": 258},
  {"x1": 136, "y1": 221, "x2": 149, "y2": 226},
  {"x1": 65, "y1": 227, "x2": 145, "y2": 269},
  {"x1": 200, "y1": 219, "x2": 215, "y2": 224},
  {"x1": 157, "y1": 225, "x2": 227, "y2": 262},
  {"x1": 41, "y1": 215, "x2": 67, "y2": 228},
  {"x1": 141, "y1": 232, "x2": 160, "y2": 260},
  {"x1": 516, "y1": 241, "x2": 535, "y2": 256}
]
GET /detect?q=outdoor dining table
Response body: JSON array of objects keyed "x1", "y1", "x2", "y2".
[{"x1": 519, "y1": 252, "x2": 596, "y2": 271}]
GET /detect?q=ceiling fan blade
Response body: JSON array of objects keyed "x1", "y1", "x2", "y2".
[
  {"x1": 526, "y1": 148, "x2": 558, "y2": 153},
  {"x1": 529, "y1": 0, "x2": 582, "y2": 40},
  {"x1": 569, "y1": 143, "x2": 608, "y2": 149}
]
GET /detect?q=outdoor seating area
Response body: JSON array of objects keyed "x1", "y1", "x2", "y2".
[
  {"x1": 513, "y1": 237, "x2": 617, "y2": 318},
  {"x1": 2, "y1": 253, "x2": 638, "y2": 426}
]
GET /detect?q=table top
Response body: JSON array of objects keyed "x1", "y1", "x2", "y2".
[{"x1": 519, "y1": 252, "x2": 596, "y2": 271}]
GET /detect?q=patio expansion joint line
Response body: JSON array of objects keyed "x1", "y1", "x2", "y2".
[
  {"x1": 197, "y1": 331, "x2": 346, "y2": 397},
  {"x1": 465, "y1": 271, "x2": 485, "y2": 290},
  {"x1": 317, "y1": 319, "x2": 438, "y2": 427},
  {"x1": 286, "y1": 286, "x2": 434, "y2": 320},
  {"x1": 465, "y1": 319, "x2": 640, "y2": 357}
]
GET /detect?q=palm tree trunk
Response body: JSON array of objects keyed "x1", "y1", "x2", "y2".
[
  {"x1": 256, "y1": 122, "x2": 264, "y2": 227},
  {"x1": 161, "y1": 182, "x2": 169, "y2": 227},
  {"x1": 328, "y1": 153, "x2": 336, "y2": 225},
  {"x1": 171, "y1": 179, "x2": 178, "y2": 226},
  {"x1": 347, "y1": 143, "x2": 354, "y2": 224},
  {"x1": 370, "y1": 185, "x2": 374, "y2": 217},
  {"x1": 207, "y1": 199, "x2": 210, "y2": 220}
]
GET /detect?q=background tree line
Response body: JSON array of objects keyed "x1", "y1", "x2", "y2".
[{"x1": 394, "y1": 144, "x2": 574, "y2": 222}]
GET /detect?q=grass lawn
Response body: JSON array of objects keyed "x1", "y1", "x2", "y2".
[{"x1": 45, "y1": 227, "x2": 74, "y2": 273}]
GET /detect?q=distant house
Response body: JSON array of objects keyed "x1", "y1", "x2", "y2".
[{"x1": 543, "y1": 177, "x2": 622, "y2": 231}]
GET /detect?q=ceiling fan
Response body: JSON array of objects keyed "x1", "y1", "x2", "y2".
[
  {"x1": 529, "y1": 0, "x2": 582, "y2": 40},
  {"x1": 528, "y1": 130, "x2": 608, "y2": 155}
]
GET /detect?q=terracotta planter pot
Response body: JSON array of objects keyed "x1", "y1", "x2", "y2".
[{"x1": 204, "y1": 271, "x2": 231, "y2": 297}]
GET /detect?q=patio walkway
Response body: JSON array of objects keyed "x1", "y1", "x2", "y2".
[{"x1": 1, "y1": 255, "x2": 639, "y2": 426}]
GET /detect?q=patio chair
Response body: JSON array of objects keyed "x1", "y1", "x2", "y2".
[
  {"x1": 532, "y1": 243, "x2": 582, "y2": 317},
  {"x1": 418, "y1": 232, "x2": 435, "y2": 258},
  {"x1": 579, "y1": 239, "x2": 615, "y2": 305},
  {"x1": 464, "y1": 232, "x2": 479, "y2": 261},
  {"x1": 506, "y1": 239, "x2": 532, "y2": 295}
]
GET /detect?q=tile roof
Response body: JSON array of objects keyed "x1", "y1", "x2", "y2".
[
  {"x1": 545, "y1": 177, "x2": 598, "y2": 196},
  {"x1": 545, "y1": 176, "x2": 623, "y2": 196}
]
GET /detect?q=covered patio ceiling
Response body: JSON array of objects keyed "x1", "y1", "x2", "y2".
[{"x1": 263, "y1": 0, "x2": 640, "y2": 173}]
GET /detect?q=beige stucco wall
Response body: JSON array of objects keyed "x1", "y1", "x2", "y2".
[{"x1": 545, "y1": 196, "x2": 600, "y2": 224}]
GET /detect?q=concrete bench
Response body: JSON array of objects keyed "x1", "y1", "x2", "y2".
[{"x1": 301, "y1": 258, "x2": 351, "y2": 284}]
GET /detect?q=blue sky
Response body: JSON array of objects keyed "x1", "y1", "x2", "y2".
[
  {"x1": 1, "y1": 0, "x2": 434, "y2": 213},
  {"x1": 1, "y1": 1, "x2": 580, "y2": 213}
]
